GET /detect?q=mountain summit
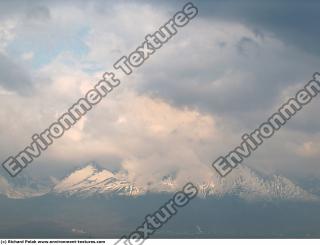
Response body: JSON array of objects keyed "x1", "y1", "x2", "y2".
[{"x1": 53, "y1": 164, "x2": 142, "y2": 197}]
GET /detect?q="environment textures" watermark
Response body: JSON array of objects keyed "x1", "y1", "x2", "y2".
[
  {"x1": 115, "y1": 183, "x2": 198, "y2": 245},
  {"x1": 213, "y1": 72, "x2": 320, "y2": 177},
  {"x1": 2, "y1": 2, "x2": 198, "y2": 177}
]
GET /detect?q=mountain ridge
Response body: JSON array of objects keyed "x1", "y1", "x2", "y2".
[{"x1": 0, "y1": 163, "x2": 319, "y2": 202}]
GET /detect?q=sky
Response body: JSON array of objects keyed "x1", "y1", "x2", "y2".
[{"x1": 0, "y1": 0, "x2": 320, "y2": 186}]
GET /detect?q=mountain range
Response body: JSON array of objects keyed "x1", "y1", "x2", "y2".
[
  {"x1": 1, "y1": 163, "x2": 320, "y2": 238},
  {"x1": 0, "y1": 163, "x2": 319, "y2": 202}
]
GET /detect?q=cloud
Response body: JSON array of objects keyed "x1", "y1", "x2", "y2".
[
  {"x1": 0, "y1": 0, "x2": 319, "y2": 181},
  {"x1": 296, "y1": 141, "x2": 318, "y2": 157},
  {"x1": 0, "y1": 19, "x2": 16, "y2": 51},
  {"x1": 48, "y1": 90, "x2": 219, "y2": 184},
  {"x1": 25, "y1": 5, "x2": 51, "y2": 22},
  {"x1": 133, "y1": 17, "x2": 320, "y2": 128},
  {"x1": 192, "y1": 0, "x2": 320, "y2": 56},
  {"x1": 0, "y1": 53, "x2": 33, "y2": 95},
  {"x1": 21, "y1": 51, "x2": 34, "y2": 61}
]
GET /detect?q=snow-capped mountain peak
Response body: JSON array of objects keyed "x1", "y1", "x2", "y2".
[
  {"x1": 197, "y1": 165, "x2": 319, "y2": 201},
  {"x1": 53, "y1": 164, "x2": 143, "y2": 197},
  {"x1": 54, "y1": 165, "x2": 113, "y2": 191}
]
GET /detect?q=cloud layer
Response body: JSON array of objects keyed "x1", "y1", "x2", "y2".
[{"x1": 0, "y1": 0, "x2": 319, "y2": 183}]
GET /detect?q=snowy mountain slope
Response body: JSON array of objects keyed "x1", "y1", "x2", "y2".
[
  {"x1": 53, "y1": 165, "x2": 144, "y2": 197},
  {"x1": 52, "y1": 163, "x2": 319, "y2": 202},
  {"x1": 1, "y1": 163, "x2": 319, "y2": 201},
  {"x1": 197, "y1": 166, "x2": 318, "y2": 201}
]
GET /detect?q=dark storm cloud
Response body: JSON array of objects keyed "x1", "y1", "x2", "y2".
[
  {"x1": 131, "y1": 0, "x2": 320, "y2": 131},
  {"x1": 194, "y1": 0, "x2": 320, "y2": 56},
  {"x1": 144, "y1": 0, "x2": 320, "y2": 55}
]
